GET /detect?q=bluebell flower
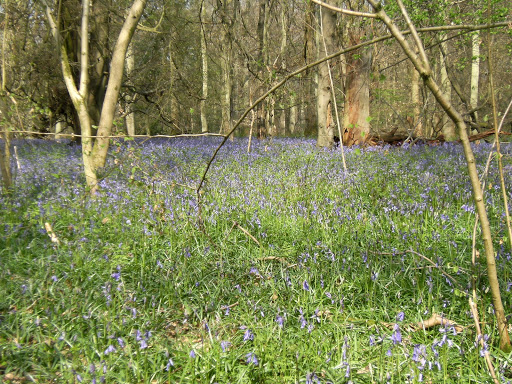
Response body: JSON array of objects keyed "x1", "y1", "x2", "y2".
[
  {"x1": 303, "y1": 280, "x2": 310, "y2": 291},
  {"x1": 190, "y1": 349, "x2": 196, "y2": 358},
  {"x1": 396, "y1": 312, "x2": 405, "y2": 322},
  {"x1": 220, "y1": 341, "x2": 231, "y2": 352},
  {"x1": 243, "y1": 329, "x2": 254, "y2": 341},
  {"x1": 165, "y1": 358, "x2": 174, "y2": 371},
  {"x1": 246, "y1": 352, "x2": 258, "y2": 366},
  {"x1": 117, "y1": 337, "x2": 124, "y2": 348},
  {"x1": 104, "y1": 345, "x2": 116, "y2": 355},
  {"x1": 391, "y1": 324, "x2": 402, "y2": 345}
]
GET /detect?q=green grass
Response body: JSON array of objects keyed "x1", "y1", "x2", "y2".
[{"x1": 1, "y1": 137, "x2": 511, "y2": 383}]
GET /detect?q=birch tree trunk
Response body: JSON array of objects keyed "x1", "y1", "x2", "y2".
[
  {"x1": 125, "y1": 42, "x2": 136, "y2": 136},
  {"x1": 470, "y1": 31, "x2": 480, "y2": 124},
  {"x1": 200, "y1": 3, "x2": 208, "y2": 133},
  {"x1": 316, "y1": 1, "x2": 337, "y2": 148}
]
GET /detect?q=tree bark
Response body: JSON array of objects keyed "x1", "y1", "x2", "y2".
[
  {"x1": 0, "y1": 3, "x2": 12, "y2": 193},
  {"x1": 470, "y1": 31, "x2": 480, "y2": 124},
  {"x1": 316, "y1": 0, "x2": 337, "y2": 148},
  {"x1": 217, "y1": 0, "x2": 237, "y2": 138},
  {"x1": 200, "y1": 3, "x2": 208, "y2": 133},
  {"x1": 343, "y1": 3, "x2": 372, "y2": 146},
  {"x1": 410, "y1": 58, "x2": 423, "y2": 137},
  {"x1": 92, "y1": 0, "x2": 148, "y2": 169},
  {"x1": 303, "y1": 0, "x2": 318, "y2": 137},
  {"x1": 125, "y1": 42, "x2": 136, "y2": 136},
  {"x1": 439, "y1": 38, "x2": 457, "y2": 140},
  {"x1": 256, "y1": 0, "x2": 268, "y2": 139}
]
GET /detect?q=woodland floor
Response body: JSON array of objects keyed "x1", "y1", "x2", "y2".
[{"x1": 1, "y1": 137, "x2": 512, "y2": 383}]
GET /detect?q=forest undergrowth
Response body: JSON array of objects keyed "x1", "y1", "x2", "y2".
[{"x1": 1, "y1": 137, "x2": 512, "y2": 383}]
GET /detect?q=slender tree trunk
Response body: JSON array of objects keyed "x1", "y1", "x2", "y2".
[
  {"x1": 440, "y1": 38, "x2": 457, "y2": 140},
  {"x1": 368, "y1": 0, "x2": 511, "y2": 352},
  {"x1": 317, "y1": 1, "x2": 337, "y2": 147},
  {"x1": 169, "y1": 40, "x2": 179, "y2": 132},
  {"x1": 88, "y1": 1, "x2": 110, "y2": 126},
  {"x1": 410, "y1": 60, "x2": 423, "y2": 137},
  {"x1": 256, "y1": 0, "x2": 268, "y2": 139},
  {"x1": 125, "y1": 42, "x2": 136, "y2": 136},
  {"x1": 470, "y1": 31, "x2": 480, "y2": 124},
  {"x1": 200, "y1": 3, "x2": 208, "y2": 133},
  {"x1": 303, "y1": 0, "x2": 318, "y2": 137},
  {"x1": 0, "y1": 97, "x2": 13, "y2": 193},
  {"x1": 0, "y1": 3, "x2": 12, "y2": 193},
  {"x1": 0, "y1": 129, "x2": 12, "y2": 193},
  {"x1": 92, "y1": 0, "x2": 148, "y2": 169}
]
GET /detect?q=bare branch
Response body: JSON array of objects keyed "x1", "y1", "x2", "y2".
[{"x1": 311, "y1": 0, "x2": 377, "y2": 18}]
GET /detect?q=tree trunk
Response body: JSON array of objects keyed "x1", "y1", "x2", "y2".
[
  {"x1": 439, "y1": 38, "x2": 457, "y2": 141},
  {"x1": 47, "y1": 0, "x2": 147, "y2": 193},
  {"x1": 0, "y1": 5, "x2": 13, "y2": 193},
  {"x1": 256, "y1": 0, "x2": 268, "y2": 139},
  {"x1": 410, "y1": 59, "x2": 423, "y2": 137},
  {"x1": 92, "y1": 0, "x2": 148, "y2": 169},
  {"x1": 0, "y1": 96, "x2": 12, "y2": 193},
  {"x1": 343, "y1": 8, "x2": 371, "y2": 146},
  {"x1": 217, "y1": 0, "x2": 237, "y2": 138},
  {"x1": 200, "y1": 3, "x2": 208, "y2": 133},
  {"x1": 125, "y1": 42, "x2": 136, "y2": 136},
  {"x1": 316, "y1": 1, "x2": 337, "y2": 148},
  {"x1": 470, "y1": 31, "x2": 480, "y2": 124},
  {"x1": 303, "y1": 0, "x2": 318, "y2": 137}
]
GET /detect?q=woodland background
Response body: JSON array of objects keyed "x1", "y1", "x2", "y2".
[{"x1": 0, "y1": 0, "x2": 511, "y2": 146}]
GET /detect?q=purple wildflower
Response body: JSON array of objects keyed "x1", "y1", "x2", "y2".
[
  {"x1": 246, "y1": 352, "x2": 259, "y2": 366},
  {"x1": 243, "y1": 329, "x2": 254, "y2": 341},
  {"x1": 303, "y1": 280, "x2": 310, "y2": 291},
  {"x1": 220, "y1": 341, "x2": 231, "y2": 352},
  {"x1": 165, "y1": 358, "x2": 174, "y2": 371},
  {"x1": 391, "y1": 324, "x2": 402, "y2": 345},
  {"x1": 104, "y1": 345, "x2": 116, "y2": 355}
]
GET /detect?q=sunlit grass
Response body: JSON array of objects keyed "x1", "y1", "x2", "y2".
[{"x1": 1, "y1": 137, "x2": 511, "y2": 383}]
